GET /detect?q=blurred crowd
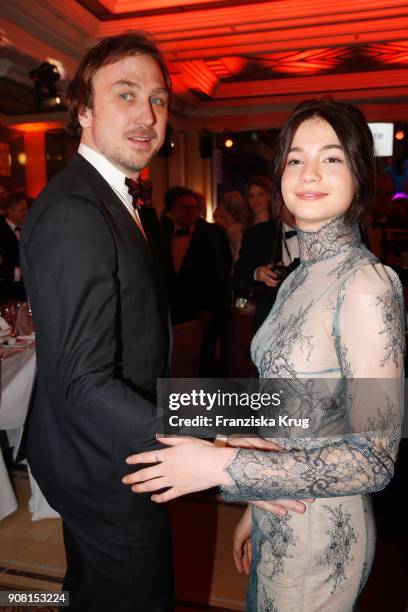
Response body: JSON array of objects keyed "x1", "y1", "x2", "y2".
[{"x1": 1, "y1": 158, "x2": 407, "y2": 376}]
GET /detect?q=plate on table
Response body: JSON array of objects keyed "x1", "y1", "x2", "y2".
[
  {"x1": 18, "y1": 333, "x2": 36, "y2": 341},
  {"x1": 0, "y1": 325, "x2": 12, "y2": 339}
]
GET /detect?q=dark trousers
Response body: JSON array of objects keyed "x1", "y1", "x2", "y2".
[{"x1": 60, "y1": 511, "x2": 173, "y2": 612}]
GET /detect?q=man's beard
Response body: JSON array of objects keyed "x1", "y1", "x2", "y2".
[{"x1": 102, "y1": 142, "x2": 158, "y2": 175}]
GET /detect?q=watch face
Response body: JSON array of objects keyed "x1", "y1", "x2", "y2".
[{"x1": 235, "y1": 297, "x2": 248, "y2": 309}]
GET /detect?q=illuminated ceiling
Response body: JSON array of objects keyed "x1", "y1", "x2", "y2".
[{"x1": 0, "y1": 0, "x2": 407, "y2": 130}]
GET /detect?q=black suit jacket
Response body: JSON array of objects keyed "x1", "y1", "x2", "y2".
[
  {"x1": 20, "y1": 153, "x2": 170, "y2": 525},
  {"x1": 0, "y1": 216, "x2": 25, "y2": 300},
  {"x1": 161, "y1": 217, "x2": 231, "y2": 326},
  {"x1": 232, "y1": 219, "x2": 282, "y2": 332}
]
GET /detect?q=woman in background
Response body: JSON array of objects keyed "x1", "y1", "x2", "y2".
[
  {"x1": 124, "y1": 99, "x2": 405, "y2": 611},
  {"x1": 218, "y1": 190, "x2": 247, "y2": 263},
  {"x1": 245, "y1": 176, "x2": 274, "y2": 227}
]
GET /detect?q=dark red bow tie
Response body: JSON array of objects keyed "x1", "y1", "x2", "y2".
[{"x1": 125, "y1": 177, "x2": 143, "y2": 210}]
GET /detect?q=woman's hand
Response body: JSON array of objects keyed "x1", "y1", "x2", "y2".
[
  {"x1": 123, "y1": 436, "x2": 235, "y2": 503},
  {"x1": 233, "y1": 505, "x2": 252, "y2": 574},
  {"x1": 233, "y1": 498, "x2": 315, "y2": 575},
  {"x1": 251, "y1": 498, "x2": 314, "y2": 516}
]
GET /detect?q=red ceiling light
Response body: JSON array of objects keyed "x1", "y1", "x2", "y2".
[
  {"x1": 8, "y1": 122, "x2": 64, "y2": 133},
  {"x1": 366, "y1": 42, "x2": 408, "y2": 66},
  {"x1": 255, "y1": 48, "x2": 347, "y2": 75}
]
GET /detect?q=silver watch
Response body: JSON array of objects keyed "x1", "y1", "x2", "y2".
[{"x1": 235, "y1": 297, "x2": 248, "y2": 309}]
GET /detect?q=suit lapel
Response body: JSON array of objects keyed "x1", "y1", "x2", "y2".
[
  {"x1": 73, "y1": 154, "x2": 170, "y2": 338},
  {"x1": 74, "y1": 155, "x2": 150, "y2": 255},
  {"x1": 177, "y1": 221, "x2": 203, "y2": 276}
]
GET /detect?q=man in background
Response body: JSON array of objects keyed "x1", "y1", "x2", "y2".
[
  {"x1": 0, "y1": 194, "x2": 28, "y2": 301},
  {"x1": 232, "y1": 204, "x2": 299, "y2": 333},
  {"x1": 160, "y1": 186, "x2": 231, "y2": 374}
]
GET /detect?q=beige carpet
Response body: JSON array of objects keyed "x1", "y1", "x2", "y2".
[{"x1": 0, "y1": 470, "x2": 247, "y2": 611}]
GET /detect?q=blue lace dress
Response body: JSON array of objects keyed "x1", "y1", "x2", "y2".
[{"x1": 222, "y1": 216, "x2": 405, "y2": 611}]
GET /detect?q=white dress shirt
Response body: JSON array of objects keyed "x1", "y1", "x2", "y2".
[{"x1": 78, "y1": 143, "x2": 146, "y2": 238}]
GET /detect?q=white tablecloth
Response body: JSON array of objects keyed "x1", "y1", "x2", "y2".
[
  {"x1": 0, "y1": 446, "x2": 17, "y2": 520},
  {"x1": 0, "y1": 347, "x2": 59, "y2": 521},
  {"x1": 1, "y1": 348, "x2": 36, "y2": 437}
]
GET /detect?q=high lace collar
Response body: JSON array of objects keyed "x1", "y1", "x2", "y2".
[{"x1": 297, "y1": 215, "x2": 361, "y2": 262}]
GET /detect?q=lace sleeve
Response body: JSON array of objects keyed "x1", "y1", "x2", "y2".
[{"x1": 221, "y1": 264, "x2": 405, "y2": 502}]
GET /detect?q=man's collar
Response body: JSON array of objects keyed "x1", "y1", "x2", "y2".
[
  {"x1": 78, "y1": 143, "x2": 132, "y2": 204},
  {"x1": 5, "y1": 218, "x2": 17, "y2": 231}
]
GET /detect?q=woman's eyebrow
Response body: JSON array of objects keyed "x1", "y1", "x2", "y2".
[
  {"x1": 320, "y1": 144, "x2": 343, "y2": 151},
  {"x1": 288, "y1": 144, "x2": 343, "y2": 153}
]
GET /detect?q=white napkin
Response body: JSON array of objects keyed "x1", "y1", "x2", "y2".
[{"x1": 0, "y1": 316, "x2": 11, "y2": 337}]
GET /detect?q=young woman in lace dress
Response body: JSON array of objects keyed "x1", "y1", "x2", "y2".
[{"x1": 124, "y1": 100, "x2": 405, "y2": 611}]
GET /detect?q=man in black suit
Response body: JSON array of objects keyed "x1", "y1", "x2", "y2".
[
  {"x1": 160, "y1": 187, "x2": 231, "y2": 374},
  {"x1": 0, "y1": 194, "x2": 28, "y2": 301},
  {"x1": 20, "y1": 33, "x2": 173, "y2": 611},
  {"x1": 232, "y1": 208, "x2": 299, "y2": 333}
]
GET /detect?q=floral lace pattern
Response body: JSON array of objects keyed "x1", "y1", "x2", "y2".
[
  {"x1": 327, "y1": 246, "x2": 376, "y2": 280},
  {"x1": 257, "y1": 302, "x2": 314, "y2": 378},
  {"x1": 247, "y1": 509, "x2": 297, "y2": 611},
  {"x1": 376, "y1": 287, "x2": 406, "y2": 367},
  {"x1": 221, "y1": 215, "x2": 404, "y2": 610},
  {"x1": 259, "y1": 513, "x2": 297, "y2": 578},
  {"x1": 265, "y1": 262, "x2": 310, "y2": 320},
  {"x1": 296, "y1": 216, "x2": 360, "y2": 262},
  {"x1": 223, "y1": 217, "x2": 404, "y2": 503},
  {"x1": 224, "y1": 396, "x2": 400, "y2": 500},
  {"x1": 261, "y1": 586, "x2": 278, "y2": 612},
  {"x1": 317, "y1": 504, "x2": 358, "y2": 594}
]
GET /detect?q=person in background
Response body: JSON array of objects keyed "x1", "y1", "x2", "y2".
[
  {"x1": 218, "y1": 190, "x2": 247, "y2": 263},
  {"x1": 0, "y1": 193, "x2": 28, "y2": 301},
  {"x1": 245, "y1": 176, "x2": 274, "y2": 227},
  {"x1": 160, "y1": 186, "x2": 231, "y2": 374},
  {"x1": 160, "y1": 185, "x2": 186, "y2": 232},
  {"x1": 212, "y1": 206, "x2": 225, "y2": 227},
  {"x1": 194, "y1": 190, "x2": 208, "y2": 218},
  {"x1": 232, "y1": 203, "x2": 299, "y2": 333}
]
